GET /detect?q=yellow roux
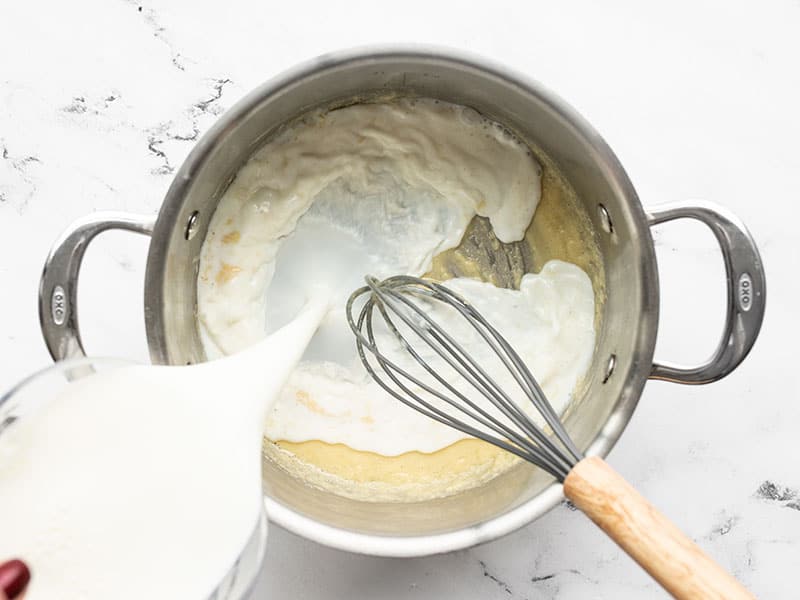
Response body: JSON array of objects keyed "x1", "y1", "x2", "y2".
[{"x1": 198, "y1": 99, "x2": 603, "y2": 502}]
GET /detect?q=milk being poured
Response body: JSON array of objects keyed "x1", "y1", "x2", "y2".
[{"x1": 0, "y1": 301, "x2": 325, "y2": 600}]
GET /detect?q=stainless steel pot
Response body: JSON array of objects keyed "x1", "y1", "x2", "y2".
[{"x1": 38, "y1": 47, "x2": 765, "y2": 557}]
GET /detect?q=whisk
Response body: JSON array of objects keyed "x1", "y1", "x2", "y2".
[{"x1": 346, "y1": 275, "x2": 752, "y2": 600}]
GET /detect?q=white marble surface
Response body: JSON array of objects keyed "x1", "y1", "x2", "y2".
[{"x1": 1, "y1": 0, "x2": 798, "y2": 597}]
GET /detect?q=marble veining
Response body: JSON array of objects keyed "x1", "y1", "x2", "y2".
[
  {"x1": 755, "y1": 481, "x2": 800, "y2": 511},
  {"x1": 0, "y1": 143, "x2": 41, "y2": 214},
  {"x1": 146, "y1": 78, "x2": 231, "y2": 175},
  {"x1": 127, "y1": 0, "x2": 189, "y2": 72},
  {"x1": 479, "y1": 560, "x2": 516, "y2": 596}
]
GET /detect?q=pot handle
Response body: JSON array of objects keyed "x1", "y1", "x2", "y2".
[
  {"x1": 647, "y1": 201, "x2": 765, "y2": 384},
  {"x1": 39, "y1": 212, "x2": 156, "y2": 361}
]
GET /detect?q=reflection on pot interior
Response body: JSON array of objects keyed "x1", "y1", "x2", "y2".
[{"x1": 197, "y1": 98, "x2": 604, "y2": 501}]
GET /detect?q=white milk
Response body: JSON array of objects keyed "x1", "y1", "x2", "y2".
[{"x1": 0, "y1": 300, "x2": 325, "y2": 600}]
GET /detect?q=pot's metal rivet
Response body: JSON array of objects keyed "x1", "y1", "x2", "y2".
[
  {"x1": 602, "y1": 353, "x2": 617, "y2": 384},
  {"x1": 598, "y1": 204, "x2": 614, "y2": 234},
  {"x1": 185, "y1": 210, "x2": 200, "y2": 241}
]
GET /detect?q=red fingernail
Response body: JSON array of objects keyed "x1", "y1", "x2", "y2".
[{"x1": 0, "y1": 559, "x2": 31, "y2": 599}]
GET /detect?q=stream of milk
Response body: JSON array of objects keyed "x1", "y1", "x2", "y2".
[{"x1": 0, "y1": 300, "x2": 325, "y2": 600}]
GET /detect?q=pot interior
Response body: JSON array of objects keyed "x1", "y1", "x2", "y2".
[{"x1": 145, "y1": 51, "x2": 658, "y2": 544}]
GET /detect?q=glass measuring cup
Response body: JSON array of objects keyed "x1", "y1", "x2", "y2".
[{"x1": 0, "y1": 358, "x2": 268, "y2": 600}]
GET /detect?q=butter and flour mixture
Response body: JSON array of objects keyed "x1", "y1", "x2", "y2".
[{"x1": 197, "y1": 98, "x2": 596, "y2": 498}]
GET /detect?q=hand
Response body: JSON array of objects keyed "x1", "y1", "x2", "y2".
[{"x1": 0, "y1": 560, "x2": 30, "y2": 600}]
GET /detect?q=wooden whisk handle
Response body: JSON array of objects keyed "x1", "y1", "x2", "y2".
[{"x1": 563, "y1": 457, "x2": 753, "y2": 599}]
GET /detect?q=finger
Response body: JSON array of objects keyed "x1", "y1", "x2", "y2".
[{"x1": 0, "y1": 559, "x2": 30, "y2": 600}]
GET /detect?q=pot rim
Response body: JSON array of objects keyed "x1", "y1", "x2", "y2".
[{"x1": 144, "y1": 44, "x2": 658, "y2": 556}]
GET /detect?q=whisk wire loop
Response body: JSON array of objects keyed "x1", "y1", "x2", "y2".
[
  {"x1": 419, "y1": 280, "x2": 581, "y2": 461},
  {"x1": 374, "y1": 288, "x2": 543, "y2": 437},
  {"x1": 351, "y1": 291, "x2": 551, "y2": 466},
  {"x1": 346, "y1": 275, "x2": 585, "y2": 481},
  {"x1": 363, "y1": 291, "x2": 556, "y2": 456}
]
